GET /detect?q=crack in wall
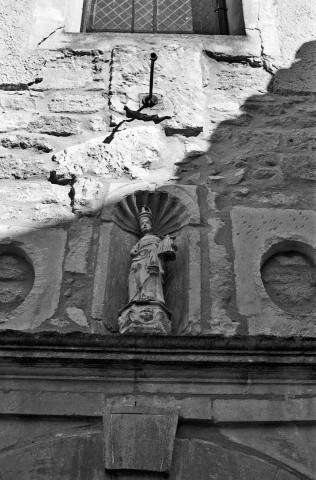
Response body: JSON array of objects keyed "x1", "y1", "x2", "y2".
[{"x1": 37, "y1": 26, "x2": 64, "y2": 47}]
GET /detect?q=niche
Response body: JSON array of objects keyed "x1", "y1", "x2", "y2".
[
  {"x1": 261, "y1": 240, "x2": 316, "y2": 315},
  {"x1": 101, "y1": 187, "x2": 199, "y2": 334}
]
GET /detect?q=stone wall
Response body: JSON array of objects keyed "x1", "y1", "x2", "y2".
[
  {"x1": 0, "y1": 1, "x2": 315, "y2": 479},
  {"x1": 0, "y1": 0, "x2": 315, "y2": 337}
]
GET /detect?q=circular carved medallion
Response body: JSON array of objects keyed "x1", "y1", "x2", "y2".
[
  {"x1": 0, "y1": 251, "x2": 35, "y2": 313},
  {"x1": 261, "y1": 241, "x2": 316, "y2": 314}
]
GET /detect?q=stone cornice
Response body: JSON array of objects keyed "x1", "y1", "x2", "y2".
[{"x1": 0, "y1": 332, "x2": 314, "y2": 368}]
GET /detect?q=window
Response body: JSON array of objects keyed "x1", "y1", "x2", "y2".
[{"x1": 81, "y1": 0, "x2": 245, "y2": 35}]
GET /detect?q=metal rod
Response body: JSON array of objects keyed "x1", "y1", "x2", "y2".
[
  {"x1": 148, "y1": 52, "x2": 157, "y2": 100},
  {"x1": 143, "y1": 52, "x2": 158, "y2": 107},
  {"x1": 216, "y1": 0, "x2": 229, "y2": 35}
]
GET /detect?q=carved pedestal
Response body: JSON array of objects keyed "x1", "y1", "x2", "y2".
[{"x1": 118, "y1": 302, "x2": 171, "y2": 334}]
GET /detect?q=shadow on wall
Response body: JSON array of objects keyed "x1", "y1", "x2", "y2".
[
  {"x1": 0, "y1": 42, "x2": 315, "y2": 480},
  {"x1": 173, "y1": 40, "x2": 316, "y2": 334},
  {"x1": 0, "y1": 41, "x2": 315, "y2": 337}
]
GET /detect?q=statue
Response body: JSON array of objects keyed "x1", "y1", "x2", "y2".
[{"x1": 118, "y1": 206, "x2": 177, "y2": 334}]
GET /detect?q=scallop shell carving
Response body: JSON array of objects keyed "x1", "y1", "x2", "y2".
[{"x1": 112, "y1": 191, "x2": 190, "y2": 236}]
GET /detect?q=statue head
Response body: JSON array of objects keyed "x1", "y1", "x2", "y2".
[
  {"x1": 138, "y1": 206, "x2": 154, "y2": 235},
  {"x1": 139, "y1": 307, "x2": 154, "y2": 323}
]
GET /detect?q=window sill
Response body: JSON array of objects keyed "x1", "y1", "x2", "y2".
[{"x1": 38, "y1": 29, "x2": 263, "y2": 63}]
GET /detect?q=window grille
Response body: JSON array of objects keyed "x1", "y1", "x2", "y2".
[{"x1": 82, "y1": 0, "x2": 243, "y2": 35}]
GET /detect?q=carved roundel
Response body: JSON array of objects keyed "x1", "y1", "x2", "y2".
[
  {"x1": 261, "y1": 240, "x2": 316, "y2": 315},
  {"x1": 112, "y1": 190, "x2": 190, "y2": 236},
  {"x1": 0, "y1": 246, "x2": 35, "y2": 313}
]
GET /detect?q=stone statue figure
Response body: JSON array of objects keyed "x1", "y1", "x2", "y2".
[{"x1": 118, "y1": 206, "x2": 177, "y2": 334}]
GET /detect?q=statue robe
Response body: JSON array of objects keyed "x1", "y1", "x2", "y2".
[{"x1": 128, "y1": 234, "x2": 165, "y2": 304}]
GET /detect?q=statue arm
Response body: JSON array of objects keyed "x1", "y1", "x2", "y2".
[{"x1": 130, "y1": 243, "x2": 139, "y2": 257}]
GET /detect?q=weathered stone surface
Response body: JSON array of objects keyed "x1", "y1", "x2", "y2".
[
  {"x1": 0, "y1": 134, "x2": 53, "y2": 152},
  {"x1": 48, "y1": 92, "x2": 107, "y2": 113},
  {"x1": 110, "y1": 45, "x2": 204, "y2": 136},
  {"x1": 91, "y1": 223, "x2": 115, "y2": 321},
  {"x1": 104, "y1": 406, "x2": 178, "y2": 473},
  {"x1": 0, "y1": 180, "x2": 73, "y2": 226},
  {"x1": 89, "y1": 115, "x2": 107, "y2": 131},
  {"x1": 66, "y1": 307, "x2": 89, "y2": 328},
  {"x1": 73, "y1": 176, "x2": 109, "y2": 215},
  {"x1": 273, "y1": 40, "x2": 316, "y2": 93},
  {"x1": 65, "y1": 218, "x2": 93, "y2": 274},
  {"x1": 0, "y1": 112, "x2": 33, "y2": 133},
  {"x1": 0, "y1": 152, "x2": 49, "y2": 179},
  {"x1": 262, "y1": 251, "x2": 316, "y2": 314},
  {"x1": 28, "y1": 115, "x2": 81, "y2": 136},
  {"x1": 0, "y1": 92, "x2": 36, "y2": 111},
  {"x1": 221, "y1": 424, "x2": 316, "y2": 479},
  {"x1": 0, "y1": 428, "x2": 104, "y2": 480},
  {"x1": 53, "y1": 126, "x2": 167, "y2": 180},
  {"x1": 170, "y1": 439, "x2": 277, "y2": 480},
  {"x1": 0, "y1": 226, "x2": 66, "y2": 329},
  {"x1": 213, "y1": 398, "x2": 316, "y2": 423},
  {"x1": 274, "y1": 471, "x2": 303, "y2": 480},
  {"x1": 0, "y1": 253, "x2": 34, "y2": 313},
  {"x1": 252, "y1": 167, "x2": 278, "y2": 179},
  {"x1": 281, "y1": 154, "x2": 316, "y2": 181},
  {"x1": 206, "y1": 218, "x2": 238, "y2": 336},
  {"x1": 232, "y1": 207, "x2": 316, "y2": 336},
  {"x1": 31, "y1": 56, "x2": 94, "y2": 91},
  {"x1": 234, "y1": 129, "x2": 281, "y2": 152}
]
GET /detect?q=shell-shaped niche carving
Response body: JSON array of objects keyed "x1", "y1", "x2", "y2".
[{"x1": 112, "y1": 190, "x2": 190, "y2": 236}]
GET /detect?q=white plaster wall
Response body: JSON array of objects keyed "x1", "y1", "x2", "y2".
[{"x1": 275, "y1": 0, "x2": 316, "y2": 67}]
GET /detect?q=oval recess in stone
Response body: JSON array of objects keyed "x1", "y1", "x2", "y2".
[
  {"x1": 261, "y1": 241, "x2": 316, "y2": 315},
  {"x1": 0, "y1": 251, "x2": 35, "y2": 313}
]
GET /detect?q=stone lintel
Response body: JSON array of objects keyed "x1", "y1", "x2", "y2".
[{"x1": 103, "y1": 405, "x2": 178, "y2": 473}]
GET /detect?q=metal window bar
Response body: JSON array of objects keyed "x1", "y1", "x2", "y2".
[{"x1": 83, "y1": 0, "x2": 230, "y2": 35}]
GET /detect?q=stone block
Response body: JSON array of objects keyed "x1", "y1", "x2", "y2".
[
  {"x1": 28, "y1": 115, "x2": 81, "y2": 136},
  {"x1": 0, "y1": 112, "x2": 33, "y2": 133},
  {"x1": 0, "y1": 92, "x2": 36, "y2": 111},
  {"x1": 231, "y1": 207, "x2": 316, "y2": 336},
  {"x1": 284, "y1": 129, "x2": 316, "y2": 150},
  {"x1": 0, "y1": 226, "x2": 66, "y2": 329},
  {"x1": 103, "y1": 406, "x2": 178, "y2": 473},
  {"x1": 110, "y1": 45, "x2": 204, "y2": 136},
  {"x1": 66, "y1": 307, "x2": 89, "y2": 328},
  {"x1": 73, "y1": 176, "x2": 109, "y2": 215},
  {"x1": 48, "y1": 92, "x2": 107, "y2": 113},
  {"x1": 65, "y1": 217, "x2": 93, "y2": 274},
  {"x1": 206, "y1": 217, "x2": 238, "y2": 336},
  {"x1": 234, "y1": 129, "x2": 281, "y2": 152},
  {"x1": 91, "y1": 222, "x2": 115, "y2": 322},
  {"x1": 281, "y1": 154, "x2": 316, "y2": 181},
  {"x1": 213, "y1": 398, "x2": 316, "y2": 423},
  {"x1": 52, "y1": 126, "x2": 167, "y2": 180},
  {"x1": 0, "y1": 180, "x2": 73, "y2": 227},
  {"x1": 0, "y1": 135, "x2": 53, "y2": 152},
  {"x1": 0, "y1": 152, "x2": 49, "y2": 180},
  {"x1": 31, "y1": 56, "x2": 94, "y2": 91}
]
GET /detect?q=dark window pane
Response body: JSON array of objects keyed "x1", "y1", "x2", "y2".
[
  {"x1": 134, "y1": 0, "x2": 154, "y2": 32},
  {"x1": 191, "y1": 0, "x2": 219, "y2": 34},
  {"x1": 85, "y1": 0, "x2": 245, "y2": 35},
  {"x1": 88, "y1": 0, "x2": 133, "y2": 32},
  {"x1": 157, "y1": 0, "x2": 193, "y2": 33}
]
